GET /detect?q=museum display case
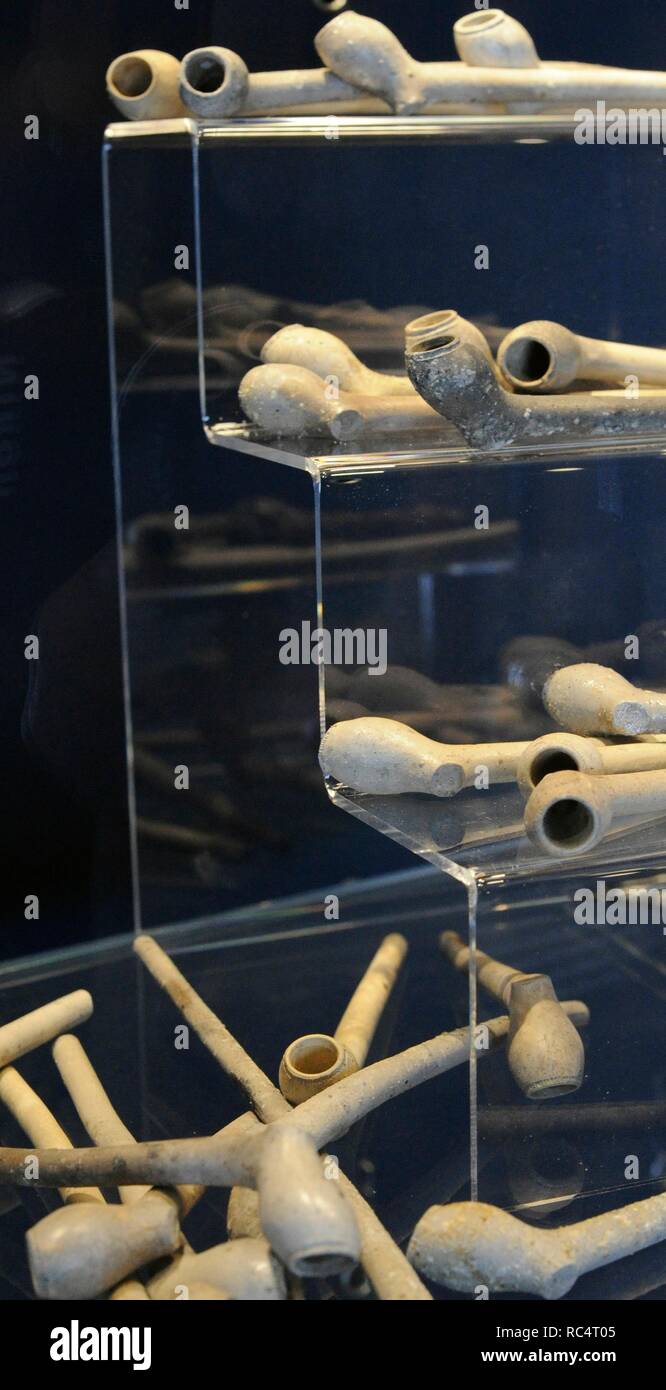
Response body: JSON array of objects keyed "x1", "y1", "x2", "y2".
[{"x1": 7, "y1": 25, "x2": 652, "y2": 1298}]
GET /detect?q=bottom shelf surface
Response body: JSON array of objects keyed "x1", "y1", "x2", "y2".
[{"x1": 1, "y1": 864, "x2": 665, "y2": 1301}]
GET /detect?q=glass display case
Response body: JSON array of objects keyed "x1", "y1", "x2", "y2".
[{"x1": 102, "y1": 109, "x2": 666, "y2": 1300}]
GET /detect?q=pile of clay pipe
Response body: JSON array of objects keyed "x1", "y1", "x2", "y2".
[
  {"x1": 0, "y1": 931, "x2": 597, "y2": 1301},
  {"x1": 319, "y1": 654, "x2": 666, "y2": 859},
  {"x1": 9, "y1": 932, "x2": 666, "y2": 1300},
  {"x1": 237, "y1": 311, "x2": 666, "y2": 447},
  {"x1": 107, "y1": 9, "x2": 666, "y2": 123}
]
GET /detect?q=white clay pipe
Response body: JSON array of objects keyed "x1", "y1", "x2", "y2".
[
  {"x1": 239, "y1": 363, "x2": 440, "y2": 439},
  {"x1": 262, "y1": 325, "x2": 419, "y2": 398},
  {"x1": 0, "y1": 1067, "x2": 104, "y2": 1208},
  {"x1": 517, "y1": 730, "x2": 666, "y2": 797},
  {"x1": 20, "y1": 1116, "x2": 360, "y2": 1288},
  {"x1": 408, "y1": 1193, "x2": 666, "y2": 1299},
  {"x1": 0, "y1": 990, "x2": 92, "y2": 1069},
  {"x1": 525, "y1": 767, "x2": 666, "y2": 859},
  {"x1": 133, "y1": 935, "x2": 361, "y2": 1283},
  {"x1": 439, "y1": 931, "x2": 586, "y2": 1099},
  {"x1": 50, "y1": 1035, "x2": 284, "y2": 1303},
  {"x1": 10, "y1": 1036, "x2": 181, "y2": 1301},
  {"x1": 147, "y1": 1237, "x2": 286, "y2": 1301},
  {"x1": 25, "y1": 1073, "x2": 280, "y2": 1301},
  {"x1": 498, "y1": 320, "x2": 666, "y2": 393},
  {"x1": 179, "y1": 46, "x2": 384, "y2": 118},
  {"x1": 319, "y1": 716, "x2": 528, "y2": 796},
  {"x1": 0, "y1": 990, "x2": 94, "y2": 1210},
  {"x1": 50, "y1": 1039, "x2": 283, "y2": 1306},
  {"x1": 46, "y1": 1033, "x2": 187, "y2": 1300},
  {"x1": 28, "y1": 1193, "x2": 184, "y2": 1302},
  {"x1": 544, "y1": 663, "x2": 666, "y2": 736},
  {"x1": 133, "y1": 933, "x2": 429, "y2": 1300},
  {"x1": 1, "y1": 1070, "x2": 154, "y2": 1302},
  {"x1": 316, "y1": 8, "x2": 666, "y2": 115},
  {"x1": 52, "y1": 1035, "x2": 153, "y2": 1206},
  {"x1": 279, "y1": 933, "x2": 407, "y2": 1104},
  {"x1": 106, "y1": 51, "x2": 186, "y2": 120}
]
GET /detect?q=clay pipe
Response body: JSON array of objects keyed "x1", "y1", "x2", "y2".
[
  {"x1": 517, "y1": 731, "x2": 666, "y2": 797},
  {"x1": 7, "y1": 1040, "x2": 181, "y2": 1301},
  {"x1": 439, "y1": 931, "x2": 586, "y2": 1099},
  {"x1": 319, "y1": 716, "x2": 528, "y2": 796},
  {"x1": 0, "y1": 1067, "x2": 104, "y2": 1208},
  {"x1": 48, "y1": 1033, "x2": 187, "y2": 1299},
  {"x1": 238, "y1": 363, "x2": 440, "y2": 439},
  {"x1": 406, "y1": 319, "x2": 666, "y2": 450},
  {"x1": 106, "y1": 51, "x2": 186, "y2": 120},
  {"x1": 0, "y1": 990, "x2": 92, "y2": 1069},
  {"x1": 498, "y1": 320, "x2": 666, "y2": 393},
  {"x1": 524, "y1": 767, "x2": 666, "y2": 858},
  {"x1": 54, "y1": 1019, "x2": 355, "y2": 1284},
  {"x1": 0, "y1": 1068, "x2": 158, "y2": 1302},
  {"x1": 279, "y1": 933, "x2": 407, "y2": 1104},
  {"x1": 146, "y1": 1237, "x2": 286, "y2": 1301},
  {"x1": 408, "y1": 1193, "x2": 666, "y2": 1299},
  {"x1": 52, "y1": 1033, "x2": 194, "y2": 1208},
  {"x1": 133, "y1": 933, "x2": 429, "y2": 1301},
  {"x1": 23, "y1": 1111, "x2": 350, "y2": 1287},
  {"x1": 316, "y1": 8, "x2": 666, "y2": 115},
  {"x1": 51, "y1": 1035, "x2": 286, "y2": 1302},
  {"x1": 262, "y1": 325, "x2": 419, "y2": 398},
  {"x1": 543, "y1": 663, "x2": 666, "y2": 736},
  {"x1": 179, "y1": 47, "x2": 383, "y2": 119},
  {"x1": 28, "y1": 1193, "x2": 184, "y2": 1302}
]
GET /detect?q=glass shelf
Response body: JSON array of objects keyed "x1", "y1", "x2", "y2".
[
  {"x1": 194, "y1": 115, "x2": 666, "y2": 467},
  {"x1": 106, "y1": 113, "x2": 666, "y2": 470},
  {"x1": 328, "y1": 784, "x2": 666, "y2": 889},
  {"x1": 315, "y1": 441, "x2": 666, "y2": 878}
]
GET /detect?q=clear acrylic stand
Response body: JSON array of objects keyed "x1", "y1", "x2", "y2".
[{"x1": 105, "y1": 114, "x2": 666, "y2": 1256}]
